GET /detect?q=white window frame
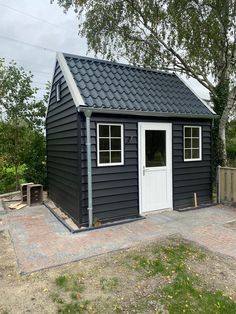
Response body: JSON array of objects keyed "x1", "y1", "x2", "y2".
[
  {"x1": 183, "y1": 126, "x2": 202, "y2": 162},
  {"x1": 97, "y1": 123, "x2": 124, "y2": 167},
  {"x1": 56, "y1": 82, "x2": 61, "y2": 102}
]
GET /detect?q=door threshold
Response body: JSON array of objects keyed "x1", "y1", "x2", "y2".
[{"x1": 143, "y1": 208, "x2": 173, "y2": 216}]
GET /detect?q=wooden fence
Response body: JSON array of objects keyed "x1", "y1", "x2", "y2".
[{"x1": 217, "y1": 166, "x2": 236, "y2": 204}]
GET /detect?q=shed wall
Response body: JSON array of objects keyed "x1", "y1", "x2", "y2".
[
  {"x1": 46, "y1": 62, "x2": 81, "y2": 222},
  {"x1": 80, "y1": 113, "x2": 212, "y2": 224}
]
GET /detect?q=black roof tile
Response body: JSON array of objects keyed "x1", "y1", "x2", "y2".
[{"x1": 63, "y1": 53, "x2": 214, "y2": 116}]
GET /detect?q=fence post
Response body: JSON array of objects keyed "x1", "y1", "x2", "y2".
[{"x1": 217, "y1": 165, "x2": 221, "y2": 204}]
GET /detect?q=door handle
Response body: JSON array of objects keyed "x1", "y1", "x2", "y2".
[{"x1": 143, "y1": 166, "x2": 145, "y2": 176}]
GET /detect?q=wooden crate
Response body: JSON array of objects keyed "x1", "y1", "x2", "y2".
[
  {"x1": 20, "y1": 183, "x2": 34, "y2": 203},
  {"x1": 27, "y1": 184, "x2": 43, "y2": 206}
]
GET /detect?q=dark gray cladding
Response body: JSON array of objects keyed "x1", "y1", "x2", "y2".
[
  {"x1": 64, "y1": 53, "x2": 214, "y2": 117},
  {"x1": 46, "y1": 55, "x2": 213, "y2": 227},
  {"x1": 46, "y1": 62, "x2": 81, "y2": 223},
  {"x1": 80, "y1": 113, "x2": 212, "y2": 224}
]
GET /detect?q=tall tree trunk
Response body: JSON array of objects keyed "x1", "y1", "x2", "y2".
[{"x1": 217, "y1": 86, "x2": 236, "y2": 167}]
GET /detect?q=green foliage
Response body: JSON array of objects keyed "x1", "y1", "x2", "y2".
[
  {"x1": 0, "y1": 120, "x2": 31, "y2": 190},
  {"x1": 54, "y1": 0, "x2": 236, "y2": 81},
  {"x1": 23, "y1": 131, "x2": 47, "y2": 187},
  {"x1": 162, "y1": 273, "x2": 236, "y2": 314},
  {"x1": 0, "y1": 60, "x2": 47, "y2": 191},
  {"x1": 54, "y1": 0, "x2": 236, "y2": 166},
  {"x1": 128, "y1": 241, "x2": 236, "y2": 313},
  {"x1": 0, "y1": 164, "x2": 25, "y2": 194},
  {"x1": 0, "y1": 59, "x2": 46, "y2": 130},
  {"x1": 227, "y1": 119, "x2": 236, "y2": 162},
  {"x1": 131, "y1": 242, "x2": 206, "y2": 276},
  {"x1": 55, "y1": 274, "x2": 84, "y2": 293},
  {"x1": 57, "y1": 300, "x2": 90, "y2": 314}
]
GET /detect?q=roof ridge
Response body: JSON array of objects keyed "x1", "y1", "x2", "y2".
[{"x1": 62, "y1": 52, "x2": 176, "y2": 77}]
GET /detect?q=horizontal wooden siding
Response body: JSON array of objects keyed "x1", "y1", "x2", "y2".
[{"x1": 46, "y1": 62, "x2": 81, "y2": 222}]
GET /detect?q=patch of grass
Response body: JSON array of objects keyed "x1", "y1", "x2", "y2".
[
  {"x1": 50, "y1": 292, "x2": 64, "y2": 304},
  {"x1": 162, "y1": 272, "x2": 236, "y2": 313},
  {"x1": 131, "y1": 242, "x2": 206, "y2": 276},
  {"x1": 58, "y1": 300, "x2": 91, "y2": 314},
  {"x1": 100, "y1": 277, "x2": 119, "y2": 291},
  {"x1": 55, "y1": 274, "x2": 84, "y2": 293},
  {"x1": 133, "y1": 255, "x2": 166, "y2": 276}
]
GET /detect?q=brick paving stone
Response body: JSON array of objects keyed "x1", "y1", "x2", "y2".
[{"x1": 2, "y1": 204, "x2": 236, "y2": 274}]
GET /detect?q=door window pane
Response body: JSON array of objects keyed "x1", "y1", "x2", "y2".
[{"x1": 145, "y1": 130, "x2": 166, "y2": 167}]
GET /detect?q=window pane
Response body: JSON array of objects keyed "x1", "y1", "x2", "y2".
[
  {"x1": 99, "y1": 125, "x2": 109, "y2": 137},
  {"x1": 100, "y1": 152, "x2": 109, "y2": 163},
  {"x1": 185, "y1": 149, "x2": 191, "y2": 159},
  {"x1": 185, "y1": 138, "x2": 191, "y2": 148},
  {"x1": 185, "y1": 127, "x2": 191, "y2": 137},
  {"x1": 111, "y1": 138, "x2": 121, "y2": 150},
  {"x1": 192, "y1": 149, "x2": 200, "y2": 159},
  {"x1": 145, "y1": 130, "x2": 166, "y2": 167},
  {"x1": 192, "y1": 128, "x2": 199, "y2": 137},
  {"x1": 111, "y1": 125, "x2": 121, "y2": 137},
  {"x1": 99, "y1": 138, "x2": 109, "y2": 150},
  {"x1": 111, "y1": 151, "x2": 121, "y2": 163},
  {"x1": 192, "y1": 138, "x2": 199, "y2": 149}
]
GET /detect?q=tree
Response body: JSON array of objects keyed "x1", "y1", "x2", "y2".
[
  {"x1": 227, "y1": 119, "x2": 236, "y2": 165},
  {"x1": 23, "y1": 131, "x2": 47, "y2": 187},
  {"x1": 0, "y1": 59, "x2": 46, "y2": 129},
  {"x1": 0, "y1": 60, "x2": 46, "y2": 189},
  {"x1": 54, "y1": 0, "x2": 236, "y2": 167}
]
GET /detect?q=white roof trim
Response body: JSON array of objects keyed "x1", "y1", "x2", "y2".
[
  {"x1": 56, "y1": 52, "x2": 86, "y2": 108},
  {"x1": 45, "y1": 57, "x2": 57, "y2": 121},
  {"x1": 176, "y1": 74, "x2": 216, "y2": 115}
]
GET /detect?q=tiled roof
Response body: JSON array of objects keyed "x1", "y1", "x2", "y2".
[{"x1": 64, "y1": 53, "x2": 214, "y2": 116}]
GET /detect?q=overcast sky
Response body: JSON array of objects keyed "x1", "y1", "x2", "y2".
[{"x1": 0, "y1": 0, "x2": 210, "y2": 101}]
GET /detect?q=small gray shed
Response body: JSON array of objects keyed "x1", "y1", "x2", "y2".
[{"x1": 46, "y1": 52, "x2": 216, "y2": 227}]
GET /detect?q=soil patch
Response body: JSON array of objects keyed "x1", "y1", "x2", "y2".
[{"x1": 1, "y1": 235, "x2": 236, "y2": 313}]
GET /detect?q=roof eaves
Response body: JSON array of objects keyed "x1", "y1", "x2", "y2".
[
  {"x1": 79, "y1": 107, "x2": 218, "y2": 119},
  {"x1": 56, "y1": 52, "x2": 86, "y2": 108}
]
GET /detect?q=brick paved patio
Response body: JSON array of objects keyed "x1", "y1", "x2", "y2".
[{"x1": 1, "y1": 204, "x2": 236, "y2": 274}]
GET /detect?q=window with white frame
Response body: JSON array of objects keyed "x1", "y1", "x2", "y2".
[
  {"x1": 184, "y1": 126, "x2": 202, "y2": 161},
  {"x1": 97, "y1": 124, "x2": 124, "y2": 166}
]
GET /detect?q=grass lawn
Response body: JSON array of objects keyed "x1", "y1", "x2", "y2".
[{"x1": 1, "y1": 231, "x2": 236, "y2": 313}]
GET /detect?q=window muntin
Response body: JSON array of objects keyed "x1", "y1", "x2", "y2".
[
  {"x1": 97, "y1": 124, "x2": 124, "y2": 166},
  {"x1": 184, "y1": 126, "x2": 202, "y2": 161}
]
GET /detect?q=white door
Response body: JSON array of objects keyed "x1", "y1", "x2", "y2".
[{"x1": 139, "y1": 123, "x2": 172, "y2": 213}]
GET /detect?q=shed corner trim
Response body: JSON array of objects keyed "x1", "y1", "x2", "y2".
[{"x1": 56, "y1": 52, "x2": 86, "y2": 109}]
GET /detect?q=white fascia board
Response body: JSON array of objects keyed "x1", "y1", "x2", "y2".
[
  {"x1": 176, "y1": 74, "x2": 216, "y2": 115},
  {"x1": 45, "y1": 56, "x2": 57, "y2": 121},
  {"x1": 56, "y1": 52, "x2": 86, "y2": 109}
]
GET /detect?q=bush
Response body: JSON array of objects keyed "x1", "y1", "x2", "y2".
[
  {"x1": 0, "y1": 163, "x2": 25, "y2": 194},
  {"x1": 23, "y1": 131, "x2": 47, "y2": 188}
]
